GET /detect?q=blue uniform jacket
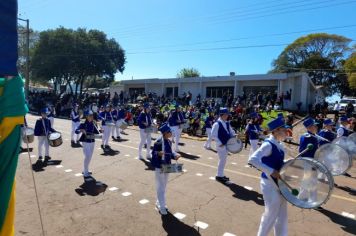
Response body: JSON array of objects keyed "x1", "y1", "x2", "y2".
[
  {"x1": 204, "y1": 116, "x2": 214, "y2": 129},
  {"x1": 118, "y1": 109, "x2": 126, "y2": 119},
  {"x1": 111, "y1": 109, "x2": 119, "y2": 121},
  {"x1": 71, "y1": 109, "x2": 80, "y2": 122},
  {"x1": 299, "y1": 132, "x2": 319, "y2": 158},
  {"x1": 99, "y1": 111, "x2": 114, "y2": 126},
  {"x1": 34, "y1": 118, "x2": 55, "y2": 136},
  {"x1": 246, "y1": 123, "x2": 262, "y2": 140},
  {"x1": 151, "y1": 138, "x2": 176, "y2": 168},
  {"x1": 138, "y1": 112, "x2": 152, "y2": 129},
  {"x1": 168, "y1": 111, "x2": 185, "y2": 127},
  {"x1": 318, "y1": 129, "x2": 336, "y2": 146},
  {"x1": 261, "y1": 140, "x2": 285, "y2": 180},
  {"x1": 75, "y1": 120, "x2": 100, "y2": 143}
]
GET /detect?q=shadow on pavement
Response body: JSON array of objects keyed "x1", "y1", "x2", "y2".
[
  {"x1": 140, "y1": 159, "x2": 155, "y2": 171},
  {"x1": 317, "y1": 208, "x2": 356, "y2": 235},
  {"x1": 100, "y1": 148, "x2": 120, "y2": 156},
  {"x1": 334, "y1": 185, "x2": 356, "y2": 196},
  {"x1": 178, "y1": 152, "x2": 200, "y2": 160},
  {"x1": 161, "y1": 212, "x2": 201, "y2": 236},
  {"x1": 75, "y1": 176, "x2": 108, "y2": 196},
  {"x1": 32, "y1": 159, "x2": 62, "y2": 172},
  {"x1": 220, "y1": 182, "x2": 264, "y2": 206}
]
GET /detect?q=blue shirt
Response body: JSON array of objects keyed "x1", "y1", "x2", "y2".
[
  {"x1": 318, "y1": 129, "x2": 336, "y2": 146},
  {"x1": 99, "y1": 111, "x2": 114, "y2": 126},
  {"x1": 75, "y1": 120, "x2": 100, "y2": 143},
  {"x1": 34, "y1": 118, "x2": 55, "y2": 136},
  {"x1": 168, "y1": 111, "x2": 185, "y2": 127},
  {"x1": 299, "y1": 132, "x2": 319, "y2": 158},
  {"x1": 151, "y1": 138, "x2": 176, "y2": 168},
  {"x1": 138, "y1": 112, "x2": 152, "y2": 129}
]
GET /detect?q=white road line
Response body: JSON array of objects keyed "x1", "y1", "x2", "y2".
[
  {"x1": 209, "y1": 177, "x2": 215, "y2": 180},
  {"x1": 139, "y1": 199, "x2": 149, "y2": 205},
  {"x1": 187, "y1": 153, "x2": 191, "y2": 155},
  {"x1": 56, "y1": 165, "x2": 63, "y2": 168},
  {"x1": 125, "y1": 154, "x2": 130, "y2": 157},
  {"x1": 182, "y1": 169, "x2": 188, "y2": 172},
  {"x1": 231, "y1": 162, "x2": 237, "y2": 165},
  {"x1": 208, "y1": 157, "x2": 213, "y2": 160},
  {"x1": 244, "y1": 186, "x2": 253, "y2": 191},
  {"x1": 122, "y1": 192, "x2": 132, "y2": 197},
  {"x1": 30, "y1": 154, "x2": 36, "y2": 158},
  {"x1": 64, "y1": 169, "x2": 72, "y2": 173},
  {"x1": 174, "y1": 212, "x2": 186, "y2": 220},
  {"x1": 74, "y1": 173, "x2": 82, "y2": 177},
  {"x1": 244, "y1": 165, "x2": 250, "y2": 168},
  {"x1": 223, "y1": 233, "x2": 236, "y2": 236},
  {"x1": 341, "y1": 211, "x2": 355, "y2": 219},
  {"x1": 109, "y1": 187, "x2": 119, "y2": 192},
  {"x1": 194, "y1": 221, "x2": 209, "y2": 229},
  {"x1": 196, "y1": 173, "x2": 203, "y2": 177}
]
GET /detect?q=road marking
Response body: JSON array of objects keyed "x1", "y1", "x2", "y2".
[
  {"x1": 122, "y1": 192, "x2": 132, "y2": 197},
  {"x1": 109, "y1": 187, "x2": 119, "y2": 192},
  {"x1": 139, "y1": 199, "x2": 149, "y2": 205},
  {"x1": 197, "y1": 154, "x2": 202, "y2": 157},
  {"x1": 223, "y1": 233, "x2": 236, "y2": 236},
  {"x1": 125, "y1": 154, "x2": 130, "y2": 157},
  {"x1": 341, "y1": 211, "x2": 355, "y2": 219},
  {"x1": 209, "y1": 177, "x2": 215, "y2": 180},
  {"x1": 196, "y1": 173, "x2": 203, "y2": 177},
  {"x1": 74, "y1": 173, "x2": 82, "y2": 177},
  {"x1": 64, "y1": 169, "x2": 72, "y2": 173},
  {"x1": 244, "y1": 186, "x2": 253, "y2": 191},
  {"x1": 231, "y1": 162, "x2": 237, "y2": 165},
  {"x1": 187, "y1": 153, "x2": 191, "y2": 155},
  {"x1": 208, "y1": 157, "x2": 213, "y2": 160},
  {"x1": 56, "y1": 165, "x2": 63, "y2": 168},
  {"x1": 30, "y1": 154, "x2": 36, "y2": 158},
  {"x1": 244, "y1": 165, "x2": 250, "y2": 168},
  {"x1": 194, "y1": 221, "x2": 209, "y2": 229},
  {"x1": 174, "y1": 212, "x2": 186, "y2": 220},
  {"x1": 183, "y1": 169, "x2": 188, "y2": 172},
  {"x1": 291, "y1": 175, "x2": 299, "y2": 179}
]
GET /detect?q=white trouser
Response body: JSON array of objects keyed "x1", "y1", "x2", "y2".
[
  {"x1": 49, "y1": 117, "x2": 54, "y2": 127},
  {"x1": 298, "y1": 164, "x2": 318, "y2": 202},
  {"x1": 114, "y1": 120, "x2": 123, "y2": 138},
  {"x1": 71, "y1": 121, "x2": 80, "y2": 143},
  {"x1": 102, "y1": 125, "x2": 112, "y2": 146},
  {"x1": 204, "y1": 128, "x2": 212, "y2": 148},
  {"x1": 249, "y1": 139, "x2": 259, "y2": 156},
  {"x1": 155, "y1": 168, "x2": 169, "y2": 209},
  {"x1": 139, "y1": 129, "x2": 152, "y2": 158},
  {"x1": 171, "y1": 126, "x2": 182, "y2": 151},
  {"x1": 38, "y1": 136, "x2": 49, "y2": 157},
  {"x1": 82, "y1": 142, "x2": 95, "y2": 176},
  {"x1": 216, "y1": 145, "x2": 228, "y2": 177},
  {"x1": 258, "y1": 178, "x2": 288, "y2": 236}
]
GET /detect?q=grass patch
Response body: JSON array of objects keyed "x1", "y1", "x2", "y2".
[{"x1": 260, "y1": 110, "x2": 288, "y2": 129}]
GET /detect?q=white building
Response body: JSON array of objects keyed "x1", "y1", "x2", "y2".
[{"x1": 119, "y1": 72, "x2": 323, "y2": 111}]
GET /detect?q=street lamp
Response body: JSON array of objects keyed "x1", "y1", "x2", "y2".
[{"x1": 17, "y1": 17, "x2": 30, "y2": 98}]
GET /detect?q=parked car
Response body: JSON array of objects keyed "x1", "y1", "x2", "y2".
[{"x1": 339, "y1": 98, "x2": 356, "y2": 110}]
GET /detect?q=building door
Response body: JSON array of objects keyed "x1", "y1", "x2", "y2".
[{"x1": 166, "y1": 87, "x2": 178, "y2": 98}]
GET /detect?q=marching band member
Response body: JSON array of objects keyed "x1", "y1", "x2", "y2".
[
  {"x1": 211, "y1": 108, "x2": 236, "y2": 183},
  {"x1": 99, "y1": 104, "x2": 114, "y2": 151},
  {"x1": 47, "y1": 105, "x2": 55, "y2": 127},
  {"x1": 318, "y1": 118, "x2": 336, "y2": 146},
  {"x1": 168, "y1": 104, "x2": 185, "y2": 152},
  {"x1": 34, "y1": 108, "x2": 56, "y2": 162},
  {"x1": 75, "y1": 111, "x2": 100, "y2": 179},
  {"x1": 117, "y1": 105, "x2": 127, "y2": 137},
  {"x1": 299, "y1": 118, "x2": 319, "y2": 158},
  {"x1": 203, "y1": 110, "x2": 215, "y2": 150},
  {"x1": 20, "y1": 115, "x2": 29, "y2": 152},
  {"x1": 70, "y1": 103, "x2": 81, "y2": 147},
  {"x1": 111, "y1": 105, "x2": 120, "y2": 141},
  {"x1": 248, "y1": 117, "x2": 288, "y2": 236},
  {"x1": 151, "y1": 123, "x2": 180, "y2": 215},
  {"x1": 246, "y1": 112, "x2": 262, "y2": 156},
  {"x1": 337, "y1": 115, "x2": 350, "y2": 137},
  {"x1": 138, "y1": 103, "x2": 153, "y2": 160}
]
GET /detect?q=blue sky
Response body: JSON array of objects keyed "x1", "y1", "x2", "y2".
[{"x1": 19, "y1": 0, "x2": 356, "y2": 82}]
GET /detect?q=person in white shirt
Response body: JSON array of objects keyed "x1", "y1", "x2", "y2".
[
  {"x1": 249, "y1": 117, "x2": 288, "y2": 236},
  {"x1": 211, "y1": 107, "x2": 236, "y2": 183}
]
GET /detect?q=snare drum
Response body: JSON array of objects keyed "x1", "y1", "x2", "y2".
[
  {"x1": 119, "y1": 121, "x2": 128, "y2": 130},
  {"x1": 226, "y1": 137, "x2": 243, "y2": 153},
  {"x1": 161, "y1": 163, "x2": 183, "y2": 173},
  {"x1": 105, "y1": 121, "x2": 115, "y2": 127},
  {"x1": 22, "y1": 127, "x2": 34, "y2": 143},
  {"x1": 144, "y1": 126, "x2": 154, "y2": 134},
  {"x1": 278, "y1": 157, "x2": 334, "y2": 209},
  {"x1": 315, "y1": 143, "x2": 353, "y2": 176},
  {"x1": 48, "y1": 132, "x2": 63, "y2": 147}
]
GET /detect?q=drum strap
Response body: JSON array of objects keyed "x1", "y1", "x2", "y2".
[{"x1": 42, "y1": 119, "x2": 48, "y2": 136}]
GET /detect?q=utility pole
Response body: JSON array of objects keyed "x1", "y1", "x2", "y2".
[{"x1": 18, "y1": 17, "x2": 30, "y2": 99}]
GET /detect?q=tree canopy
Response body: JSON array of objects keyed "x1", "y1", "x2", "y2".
[
  {"x1": 271, "y1": 33, "x2": 353, "y2": 96},
  {"x1": 344, "y1": 46, "x2": 356, "y2": 89},
  {"x1": 177, "y1": 68, "x2": 201, "y2": 78},
  {"x1": 31, "y1": 27, "x2": 126, "y2": 96}
]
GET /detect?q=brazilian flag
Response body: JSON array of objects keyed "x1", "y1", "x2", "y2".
[{"x1": 0, "y1": 1, "x2": 28, "y2": 236}]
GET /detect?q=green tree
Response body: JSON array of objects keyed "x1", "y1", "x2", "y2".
[
  {"x1": 344, "y1": 46, "x2": 356, "y2": 89},
  {"x1": 271, "y1": 33, "x2": 352, "y2": 96},
  {"x1": 177, "y1": 68, "x2": 201, "y2": 78}
]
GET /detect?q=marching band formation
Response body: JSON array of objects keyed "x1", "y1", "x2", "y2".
[{"x1": 20, "y1": 102, "x2": 356, "y2": 236}]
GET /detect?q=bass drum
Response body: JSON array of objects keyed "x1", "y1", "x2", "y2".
[
  {"x1": 315, "y1": 143, "x2": 352, "y2": 176},
  {"x1": 333, "y1": 136, "x2": 356, "y2": 160},
  {"x1": 278, "y1": 157, "x2": 334, "y2": 209},
  {"x1": 226, "y1": 137, "x2": 243, "y2": 154}
]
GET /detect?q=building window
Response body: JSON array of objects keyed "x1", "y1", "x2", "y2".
[
  {"x1": 129, "y1": 88, "x2": 145, "y2": 97},
  {"x1": 206, "y1": 86, "x2": 234, "y2": 98},
  {"x1": 243, "y1": 86, "x2": 277, "y2": 95},
  {"x1": 166, "y1": 87, "x2": 178, "y2": 98}
]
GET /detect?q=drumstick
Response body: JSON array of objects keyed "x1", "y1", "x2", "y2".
[{"x1": 278, "y1": 178, "x2": 299, "y2": 196}]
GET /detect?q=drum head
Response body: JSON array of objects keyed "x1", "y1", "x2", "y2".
[
  {"x1": 227, "y1": 138, "x2": 243, "y2": 153},
  {"x1": 49, "y1": 132, "x2": 61, "y2": 140},
  {"x1": 315, "y1": 144, "x2": 351, "y2": 176},
  {"x1": 348, "y1": 133, "x2": 356, "y2": 144},
  {"x1": 334, "y1": 136, "x2": 356, "y2": 160},
  {"x1": 25, "y1": 128, "x2": 34, "y2": 135},
  {"x1": 278, "y1": 157, "x2": 334, "y2": 209}
]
